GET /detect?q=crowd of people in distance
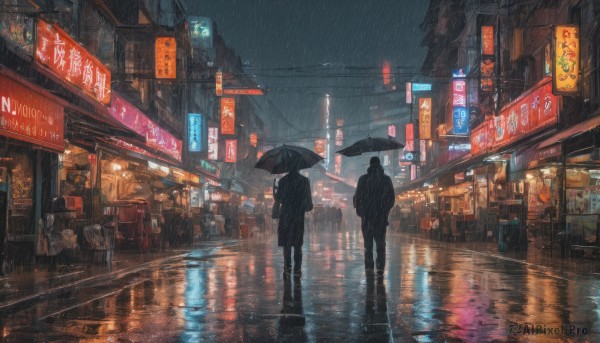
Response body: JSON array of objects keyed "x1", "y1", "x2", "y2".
[{"x1": 310, "y1": 205, "x2": 343, "y2": 230}]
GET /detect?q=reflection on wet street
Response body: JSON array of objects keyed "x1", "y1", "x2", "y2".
[{"x1": 1, "y1": 225, "x2": 599, "y2": 342}]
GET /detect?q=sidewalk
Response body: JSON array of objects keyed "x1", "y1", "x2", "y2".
[
  {"x1": 404, "y1": 232, "x2": 600, "y2": 278},
  {"x1": 0, "y1": 240, "x2": 234, "y2": 312}
]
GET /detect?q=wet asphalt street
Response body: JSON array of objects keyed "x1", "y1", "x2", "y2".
[{"x1": 1, "y1": 223, "x2": 599, "y2": 342}]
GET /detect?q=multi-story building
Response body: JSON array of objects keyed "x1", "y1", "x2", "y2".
[{"x1": 399, "y1": 0, "x2": 600, "y2": 253}]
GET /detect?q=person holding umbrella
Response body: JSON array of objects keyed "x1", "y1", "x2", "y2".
[
  {"x1": 255, "y1": 144, "x2": 321, "y2": 277},
  {"x1": 274, "y1": 165, "x2": 313, "y2": 277},
  {"x1": 353, "y1": 157, "x2": 395, "y2": 278}
]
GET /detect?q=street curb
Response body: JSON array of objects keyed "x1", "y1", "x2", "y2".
[{"x1": 0, "y1": 253, "x2": 189, "y2": 312}]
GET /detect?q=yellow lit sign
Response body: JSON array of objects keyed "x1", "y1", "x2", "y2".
[{"x1": 553, "y1": 25, "x2": 579, "y2": 94}]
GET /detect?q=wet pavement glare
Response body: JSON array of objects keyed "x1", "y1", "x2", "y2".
[{"x1": 1, "y1": 224, "x2": 600, "y2": 342}]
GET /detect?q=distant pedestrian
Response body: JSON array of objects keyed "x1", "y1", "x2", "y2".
[
  {"x1": 353, "y1": 157, "x2": 395, "y2": 278},
  {"x1": 336, "y1": 207, "x2": 343, "y2": 230},
  {"x1": 275, "y1": 166, "x2": 313, "y2": 277}
]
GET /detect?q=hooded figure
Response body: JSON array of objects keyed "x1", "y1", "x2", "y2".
[
  {"x1": 275, "y1": 167, "x2": 313, "y2": 276},
  {"x1": 353, "y1": 157, "x2": 395, "y2": 277}
]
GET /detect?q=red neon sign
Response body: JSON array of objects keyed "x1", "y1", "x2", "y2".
[
  {"x1": 36, "y1": 19, "x2": 111, "y2": 105},
  {"x1": 223, "y1": 88, "x2": 264, "y2": 95},
  {"x1": 0, "y1": 73, "x2": 64, "y2": 151},
  {"x1": 220, "y1": 98, "x2": 235, "y2": 135},
  {"x1": 108, "y1": 93, "x2": 182, "y2": 162}
]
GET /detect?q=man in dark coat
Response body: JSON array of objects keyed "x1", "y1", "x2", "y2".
[
  {"x1": 275, "y1": 167, "x2": 313, "y2": 276},
  {"x1": 353, "y1": 157, "x2": 395, "y2": 277}
]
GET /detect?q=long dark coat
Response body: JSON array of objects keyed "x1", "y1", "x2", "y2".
[
  {"x1": 275, "y1": 171, "x2": 313, "y2": 247},
  {"x1": 353, "y1": 165, "x2": 395, "y2": 227}
]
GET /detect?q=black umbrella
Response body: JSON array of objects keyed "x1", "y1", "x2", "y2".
[
  {"x1": 255, "y1": 144, "x2": 324, "y2": 174},
  {"x1": 336, "y1": 136, "x2": 404, "y2": 157}
]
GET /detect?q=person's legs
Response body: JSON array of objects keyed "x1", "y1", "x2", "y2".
[
  {"x1": 283, "y1": 245, "x2": 292, "y2": 274},
  {"x1": 361, "y1": 221, "x2": 375, "y2": 273},
  {"x1": 374, "y1": 224, "x2": 387, "y2": 275},
  {"x1": 293, "y1": 245, "x2": 302, "y2": 274}
]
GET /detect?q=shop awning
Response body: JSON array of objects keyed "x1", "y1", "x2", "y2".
[
  {"x1": 537, "y1": 114, "x2": 600, "y2": 149},
  {"x1": 96, "y1": 137, "x2": 182, "y2": 169}
]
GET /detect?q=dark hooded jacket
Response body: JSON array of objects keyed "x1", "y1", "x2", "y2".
[
  {"x1": 275, "y1": 170, "x2": 313, "y2": 246},
  {"x1": 353, "y1": 165, "x2": 395, "y2": 226}
]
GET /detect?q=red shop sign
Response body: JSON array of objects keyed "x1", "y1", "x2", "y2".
[
  {"x1": 0, "y1": 73, "x2": 64, "y2": 151},
  {"x1": 108, "y1": 94, "x2": 182, "y2": 162},
  {"x1": 491, "y1": 78, "x2": 558, "y2": 148},
  {"x1": 35, "y1": 19, "x2": 111, "y2": 105}
]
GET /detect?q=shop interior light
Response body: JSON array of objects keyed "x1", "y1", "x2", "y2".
[{"x1": 112, "y1": 162, "x2": 122, "y2": 171}]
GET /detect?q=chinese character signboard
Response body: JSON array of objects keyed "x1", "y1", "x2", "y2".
[
  {"x1": 215, "y1": 71, "x2": 223, "y2": 96},
  {"x1": 36, "y1": 19, "x2": 111, "y2": 105},
  {"x1": 405, "y1": 82, "x2": 412, "y2": 104},
  {"x1": 0, "y1": 73, "x2": 64, "y2": 151},
  {"x1": 481, "y1": 26, "x2": 494, "y2": 56},
  {"x1": 470, "y1": 78, "x2": 559, "y2": 155},
  {"x1": 249, "y1": 133, "x2": 258, "y2": 147},
  {"x1": 452, "y1": 80, "x2": 467, "y2": 107},
  {"x1": 187, "y1": 113, "x2": 204, "y2": 152},
  {"x1": 480, "y1": 57, "x2": 495, "y2": 93},
  {"x1": 208, "y1": 127, "x2": 219, "y2": 160},
  {"x1": 480, "y1": 25, "x2": 495, "y2": 94},
  {"x1": 225, "y1": 139, "x2": 237, "y2": 162},
  {"x1": 418, "y1": 98, "x2": 431, "y2": 139},
  {"x1": 108, "y1": 93, "x2": 182, "y2": 161},
  {"x1": 220, "y1": 97, "x2": 235, "y2": 135},
  {"x1": 553, "y1": 25, "x2": 579, "y2": 95},
  {"x1": 155, "y1": 37, "x2": 176, "y2": 79},
  {"x1": 452, "y1": 107, "x2": 469, "y2": 135}
]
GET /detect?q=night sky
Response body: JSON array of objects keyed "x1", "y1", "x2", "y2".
[{"x1": 186, "y1": 0, "x2": 430, "y2": 143}]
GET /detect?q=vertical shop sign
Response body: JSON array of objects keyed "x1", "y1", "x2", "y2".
[
  {"x1": 480, "y1": 57, "x2": 495, "y2": 93},
  {"x1": 215, "y1": 71, "x2": 223, "y2": 96},
  {"x1": 382, "y1": 61, "x2": 391, "y2": 85},
  {"x1": 405, "y1": 123, "x2": 414, "y2": 151},
  {"x1": 0, "y1": 73, "x2": 64, "y2": 151},
  {"x1": 188, "y1": 16, "x2": 213, "y2": 49},
  {"x1": 335, "y1": 128, "x2": 344, "y2": 146},
  {"x1": 187, "y1": 113, "x2": 204, "y2": 152},
  {"x1": 405, "y1": 82, "x2": 412, "y2": 104},
  {"x1": 220, "y1": 97, "x2": 235, "y2": 135},
  {"x1": 249, "y1": 132, "x2": 258, "y2": 147},
  {"x1": 387, "y1": 125, "x2": 396, "y2": 138},
  {"x1": 452, "y1": 80, "x2": 467, "y2": 107},
  {"x1": 481, "y1": 26, "x2": 494, "y2": 56},
  {"x1": 418, "y1": 98, "x2": 431, "y2": 139},
  {"x1": 480, "y1": 25, "x2": 495, "y2": 94},
  {"x1": 208, "y1": 127, "x2": 219, "y2": 160},
  {"x1": 155, "y1": 37, "x2": 177, "y2": 79},
  {"x1": 225, "y1": 139, "x2": 237, "y2": 162},
  {"x1": 553, "y1": 25, "x2": 579, "y2": 95},
  {"x1": 452, "y1": 107, "x2": 469, "y2": 135},
  {"x1": 36, "y1": 19, "x2": 111, "y2": 105},
  {"x1": 314, "y1": 139, "x2": 326, "y2": 158}
]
